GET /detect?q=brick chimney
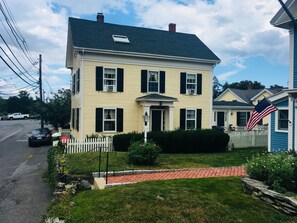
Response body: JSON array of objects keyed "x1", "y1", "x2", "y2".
[
  {"x1": 248, "y1": 83, "x2": 252, "y2": 91},
  {"x1": 169, "y1": 23, "x2": 176, "y2": 32},
  {"x1": 97, "y1": 13, "x2": 104, "y2": 23}
]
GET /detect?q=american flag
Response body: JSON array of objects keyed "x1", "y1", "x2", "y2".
[{"x1": 246, "y1": 98, "x2": 277, "y2": 131}]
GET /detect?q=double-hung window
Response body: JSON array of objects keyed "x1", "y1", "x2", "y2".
[
  {"x1": 277, "y1": 109, "x2": 288, "y2": 131},
  {"x1": 104, "y1": 68, "x2": 116, "y2": 92},
  {"x1": 186, "y1": 74, "x2": 196, "y2": 95},
  {"x1": 237, "y1": 112, "x2": 250, "y2": 126},
  {"x1": 103, "y1": 109, "x2": 116, "y2": 131},
  {"x1": 186, "y1": 109, "x2": 196, "y2": 130},
  {"x1": 148, "y1": 71, "x2": 159, "y2": 93}
]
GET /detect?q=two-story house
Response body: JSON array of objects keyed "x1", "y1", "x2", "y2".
[
  {"x1": 213, "y1": 87, "x2": 282, "y2": 130},
  {"x1": 269, "y1": 0, "x2": 297, "y2": 152},
  {"x1": 66, "y1": 13, "x2": 220, "y2": 139}
]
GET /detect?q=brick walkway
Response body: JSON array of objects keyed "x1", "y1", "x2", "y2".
[{"x1": 107, "y1": 166, "x2": 246, "y2": 184}]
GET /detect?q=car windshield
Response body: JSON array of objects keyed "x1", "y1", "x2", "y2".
[{"x1": 32, "y1": 130, "x2": 42, "y2": 135}]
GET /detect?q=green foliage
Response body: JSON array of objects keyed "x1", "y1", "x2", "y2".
[
  {"x1": 44, "y1": 89, "x2": 71, "y2": 128},
  {"x1": 113, "y1": 129, "x2": 229, "y2": 153},
  {"x1": 213, "y1": 76, "x2": 222, "y2": 99},
  {"x1": 127, "y1": 140, "x2": 161, "y2": 165},
  {"x1": 46, "y1": 145, "x2": 65, "y2": 188},
  {"x1": 246, "y1": 153, "x2": 297, "y2": 193},
  {"x1": 222, "y1": 80, "x2": 265, "y2": 91}
]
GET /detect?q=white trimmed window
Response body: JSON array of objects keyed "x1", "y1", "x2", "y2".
[
  {"x1": 148, "y1": 71, "x2": 159, "y2": 93},
  {"x1": 103, "y1": 109, "x2": 116, "y2": 131},
  {"x1": 186, "y1": 109, "x2": 196, "y2": 130},
  {"x1": 186, "y1": 73, "x2": 196, "y2": 95},
  {"x1": 276, "y1": 109, "x2": 288, "y2": 132},
  {"x1": 104, "y1": 68, "x2": 117, "y2": 92}
]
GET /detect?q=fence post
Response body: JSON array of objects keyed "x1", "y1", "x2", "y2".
[{"x1": 106, "y1": 152, "x2": 109, "y2": 184}]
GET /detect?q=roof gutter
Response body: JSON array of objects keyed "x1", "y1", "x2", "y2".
[{"x1": 73, "y1": 47, "x2": 221, "y2": 65}]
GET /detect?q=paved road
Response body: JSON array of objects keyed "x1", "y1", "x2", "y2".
[{"x1": 0, "y1": 120, "x2": 52, "y2": 223}]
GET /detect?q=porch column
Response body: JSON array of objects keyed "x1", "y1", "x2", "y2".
[
  {"x1": 288, "y1": 97, "x2": 294, "y2": 151},
  {"x1": 169, "y1": 106, "x2": 174, "y2": 130}
]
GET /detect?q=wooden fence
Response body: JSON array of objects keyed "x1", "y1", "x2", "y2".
[{"x1": 65, "y1": 137, "x2": 113, "y2": 154}]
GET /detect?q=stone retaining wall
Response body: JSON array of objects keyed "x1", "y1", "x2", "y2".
[{"x1": 241, "y1": 177, "x2": 297, "y2": 215}]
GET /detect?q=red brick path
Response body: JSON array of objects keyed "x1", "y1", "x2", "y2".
[{"x1": 107, "y1": 166, "x2": 246, "y2": 184}]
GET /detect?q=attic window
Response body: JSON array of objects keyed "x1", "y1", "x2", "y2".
[{"x1": 112, "y1": 35, "x2": 130, "y2": 43}]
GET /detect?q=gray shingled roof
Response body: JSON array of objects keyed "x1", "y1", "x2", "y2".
[
  {"x1": 229, "y1": 88, "x2": 263, "y2": 104},
  {"x1": 270, "y1": 0, "x2": 297, "y2": 29},
  {"x1": 68, "y1": 17, "x2": 220, "y2": 62}
]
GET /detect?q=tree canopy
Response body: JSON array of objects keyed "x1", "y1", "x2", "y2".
[{"x1": 222, "y1": 80, "x2": 265, "y2": 91}]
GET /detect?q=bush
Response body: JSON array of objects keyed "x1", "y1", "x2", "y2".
[
  {"x1": 113, "y1": 129, "x2": 229, "y2": 153},
  {"x1": 127, "y1": 140, "x2": 161, "y2": 165},
  {"x1": 246, "y1": 153, "x2": 297, "y2": 193},
  {"x1": 46, "y1": 144, "x2": 65, "y2": 188}
]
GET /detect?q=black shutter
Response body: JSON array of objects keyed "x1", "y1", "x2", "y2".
[
  {"x1": 180, "y1": 72, "x2": 186, "y2": 94},
  {"x1": 96, "y1": 108, "x2": 103, "y2": 132},
  {"x1": 117, "y1": 68, "x2": 124, "y2": 92},
  {"x1": 77, "y1": 69, "x2": 80, "y2": 93},
  {"x1": 196, "y1": 73, "x2": 202, "y2": 95},
  {"x1": 160, "y1": 71, "x2": 165, "y2": 93},
  {"x1": 96, "y1": 67, "x2": 103, "y2": 91},
  {"x1": 76, "y1": 108, "x2": 79, "y2": 131},
  {"x1": 141, "y1": 70, "x2": 147, "y2": 93},
  {"x1": 196, "y1": 109, "x2": 202, "y2": 129},
  {"x1": 117, "y1": 108, "x2": 123, "y2": 132},
  {"x1": 180, "y1": 109, "x2": 186, "y2": 130},
  {"x1": 72, "y1": 108, "x2": 75, "y2": 129},
  {"x1": 72, "y1": 75, "x2": 75, "y2": 95},
  {"x1": 237, "y1": 112, "x2": 240, "y2": 126}
]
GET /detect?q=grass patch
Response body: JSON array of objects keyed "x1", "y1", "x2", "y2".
[
  {"x1": 46, "y1": 177, "x2": 297, "y2": 223},
  {"x1": 64, "y1": 147, "x2": 265, "y2": 175}
]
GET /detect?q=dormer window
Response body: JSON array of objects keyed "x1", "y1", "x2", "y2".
[{"x1": 112, "y1": 35, "x2": 130, "y2": 43}]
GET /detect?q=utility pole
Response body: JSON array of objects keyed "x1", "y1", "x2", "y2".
[{"x1": 39, "y1": 54, "x2": 44, "y2": 128}]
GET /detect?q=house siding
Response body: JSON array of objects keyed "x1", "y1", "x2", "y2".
[
  {"x1": 294, "y1": 29, "x2": 297, "y2": 88},
  {"x1": 270, "y1": 99, "x2": 289, "y2": 152},
  {"x1": 71, "y1": 59, "x2": 212, "y2": 138}
]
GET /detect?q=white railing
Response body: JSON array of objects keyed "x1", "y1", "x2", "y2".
[{"x1": 65, "y1": 137, "x2": 113, "y2": 154}]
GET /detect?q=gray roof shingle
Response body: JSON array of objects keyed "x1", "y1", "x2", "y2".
[{"x1": 69, "y1": 17, "x2": 220, "y2": 62}]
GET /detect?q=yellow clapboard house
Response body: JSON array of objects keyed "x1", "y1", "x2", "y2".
[
  {"x1": 213, "y1": 88, "x2": 283, "y2": 130},
  {"x1": 66, "y1": 13, "x2": 220, "y2": 139}
]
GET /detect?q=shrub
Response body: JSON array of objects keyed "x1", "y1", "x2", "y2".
[
  {"x1": 246, "y1": 153, "x2": 297, "y2": 193},
  {"x1": 113, "y1": 129, "x2": 229, "y2": 153},
  {"x1": 46, "y1": 144, "x2": 65, "y2": 188},
  {"x1": 127, "y1": 140, "x2": 161, "y2": 165}
]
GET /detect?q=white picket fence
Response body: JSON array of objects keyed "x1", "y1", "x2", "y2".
[{"x1": 65, "y1": 137, "x2": 113, "y2": 154}]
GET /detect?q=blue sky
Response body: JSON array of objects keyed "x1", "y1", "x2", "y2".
[{"x1": 0, "y1": 0, "x2": 291, "y2": 98}]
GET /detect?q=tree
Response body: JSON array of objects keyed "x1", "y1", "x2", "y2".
[
  {"x1": 222, "y1": 80, "x2": 265, "y2": 91},
  {"x1": 0, "y1": 96, "x2": 7, "y2": 115},
  {"x1": 270, "y1": 84, "x2": 284, "y2": 89},
  {"x1": 44, "y1": 89, "x2": 71, "y2": 129},
  {"x1": 213, "y1": 76, "x2": 222, "y2": 99}
]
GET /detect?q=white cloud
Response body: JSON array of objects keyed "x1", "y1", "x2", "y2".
[{"x1": 0, "y1": 0, "x2": 290, "y2": 97}]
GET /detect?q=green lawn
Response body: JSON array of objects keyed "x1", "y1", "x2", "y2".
[
  {"x1": 65, "y1": 147, "x2": 265, "y2": 174},
  {"x1": 46, "y1": 177, "x2": 297, "y2": 223}
]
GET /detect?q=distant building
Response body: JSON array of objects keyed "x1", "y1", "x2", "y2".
[{"x1": 213, "y1": 88, "x2": 282, "y2": 130}]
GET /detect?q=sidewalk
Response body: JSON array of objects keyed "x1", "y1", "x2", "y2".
[{"x1": 107, "y1": 166, "x2": 246, "y2": 184}]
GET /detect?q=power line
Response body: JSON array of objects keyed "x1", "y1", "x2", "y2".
[{"x1": 0, "y1": 54, "x2": 38, "y2": 87}]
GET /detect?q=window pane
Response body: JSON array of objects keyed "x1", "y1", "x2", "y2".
[
  {"x1": 104, "y1": 121, "x2": 115, "y2": 131},
  {"x1": 104, "y1": 109, "x2": 115, "y2": 119},
  {"x1": 237, "y1": 112, "x2": 247, "y2": 126},
  {"x1": 187, "y1": 120, "x2": 195, "y2": 130},
  {"x1": 149, "y1": 82, "x2": 158, "y2": 92},
  {"x1": 187, "y1": 74, "x2": 196, "y2": 83},
  {"x1": 149, "y1": 71, "x2": 158, "y2": 82},
  {"x1": 278, "y1": 110, "x2": 288, "y2": 130},
  {"x1": 187, "y1": 110, "x2": 195, "y2": 119}
]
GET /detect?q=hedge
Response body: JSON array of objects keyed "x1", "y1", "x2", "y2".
[{"x1": 113, "y1": 129, "x2": 229, "y2": 153}]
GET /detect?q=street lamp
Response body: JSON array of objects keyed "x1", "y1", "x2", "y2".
[{"x1": 143, "y1": 111, "x2": 149, "y2": 143}]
